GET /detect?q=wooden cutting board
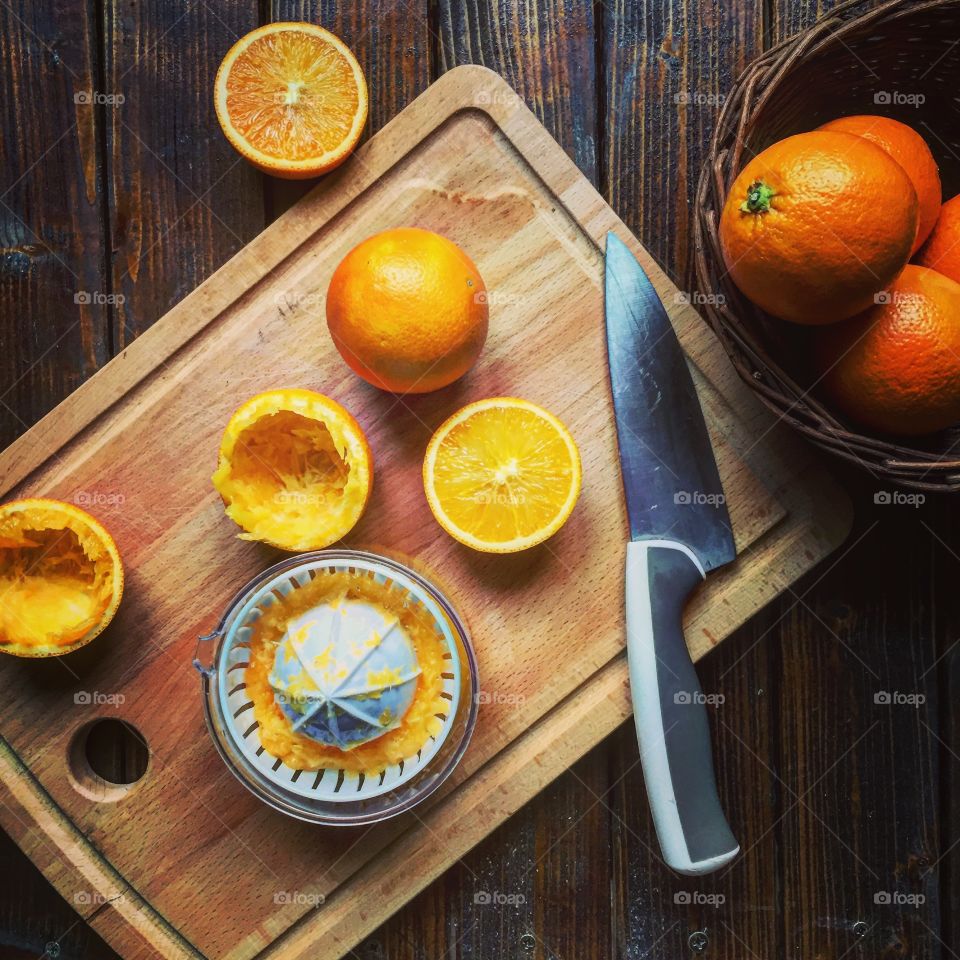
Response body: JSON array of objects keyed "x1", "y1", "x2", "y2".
[{"x1": 0, "y1": 65, "x2": 851, "y2": 960}]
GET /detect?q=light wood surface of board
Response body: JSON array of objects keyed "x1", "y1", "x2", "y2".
[{"x1": 0, "y1": 66, "x2": 851, "y2": 960}]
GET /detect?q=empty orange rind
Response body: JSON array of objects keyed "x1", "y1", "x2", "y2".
[
  {"x1": 212, "y1": 389, "x2": 373, "y2": 552},
  {"x1": 0, "y1": 498, "x2": 124, "y2": 658}
]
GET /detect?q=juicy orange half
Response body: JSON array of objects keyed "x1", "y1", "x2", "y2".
[
  {"x1": 423, "y1": 398, "x2": 582, "y2": 553},
  {"x1": 214, "y1": 22, "x2": 368, "y2": 179},
  {"x1": 0, "y1": 498, "x2": 124, "y2": 658},
  {"x1": 212, "y1": 389, "x2": 373, "y2": 552}
]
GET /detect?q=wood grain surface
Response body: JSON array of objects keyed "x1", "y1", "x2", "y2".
[
  {"x1": 104, "y1": 0, "x2": 265, "y2": 346},
  {"x1": 0, "y1": 1, "x2": 954, "y2": 959},
  {"x1": 0, "y1": 0, "x2": 110, "y2": 462}
]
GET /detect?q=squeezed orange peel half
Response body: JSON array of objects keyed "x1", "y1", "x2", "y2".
[
  {"x1": 0, "y1": 498, "x2": 124, "y2": 658},
  {"x1": 212, "y1": 389, "x2": 373, "y2": 552}
]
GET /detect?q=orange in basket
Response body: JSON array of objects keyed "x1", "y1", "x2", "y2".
[
  {"x1": 916, "y1": 194, "x2": 960, "y2": 284},
  {"x1": 718, "y1": 130, "x2": 918, "y2": 324},
  {"x1": 819, "y1": 114, "x2": 941, "y2": 252},
  {"x1": 815, "y1": 265, "x2": 960, "y2": 436}
]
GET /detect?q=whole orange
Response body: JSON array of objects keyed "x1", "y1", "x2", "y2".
[
  {"x1": 819, "y1": 115, "x2": 941, "y2": 253},
  {"x1": 326, "y1": 227, "x2": 488, "y2": 394},
  {"x1": 815, "y1": 265, "x2": 960, "y2": 435},
  {"x1": 916, "y1": 193, "x2": 960, "y2": 284},
  {"x1": 719, "y1": 131, "x2": 918, "y2": 324}
]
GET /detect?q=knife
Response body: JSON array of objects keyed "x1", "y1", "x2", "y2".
[{"x1": 604, "y1": 231, "x2": 739, "y2": 876}]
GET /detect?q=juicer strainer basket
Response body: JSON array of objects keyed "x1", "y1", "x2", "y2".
[{"x1": 193, "y1": 549, "x2": 479, "y2": 825}]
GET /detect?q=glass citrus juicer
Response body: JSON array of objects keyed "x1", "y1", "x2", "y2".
[{"x1": 193, "y1": 549, "x2": 479, "y2": 825}]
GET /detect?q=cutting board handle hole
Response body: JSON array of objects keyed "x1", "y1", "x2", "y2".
[{"x1": 67, "y1": 719, "x2": 150, "y2": 802}]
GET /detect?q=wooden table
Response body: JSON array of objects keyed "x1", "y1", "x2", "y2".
[{"x1": 0, "y1": 1, "x2": 953, "y2": 957}]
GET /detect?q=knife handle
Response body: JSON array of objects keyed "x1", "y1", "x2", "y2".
[{"x1": 625, "y1": 538, "x2": 739, "y2": 875}]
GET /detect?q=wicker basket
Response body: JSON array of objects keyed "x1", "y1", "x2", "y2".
[{"x1": 695, "y1": 0, "x2": 960, "y2": 491}]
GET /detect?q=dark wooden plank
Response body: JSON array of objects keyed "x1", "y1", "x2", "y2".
[
  {"x1": 43, "y1": 4, "x2": 269, "y2": 950},
  {"x1": 602, "y1": 1, "x2": 777, "y2": 957},
  {"x1": 769, "y1": 0, "x2": 839, "y2": 39},
  {"x1": 348, "y1": 3, "x2": 606, "y2": 956},
  {"x1": 944, "y1": 641, "x2": 960, "y2": 957},
  {"x1": 527, "y1": 750, "x2": 613, "y2": 959},
  {"x1": 104, "y1": 0, "x2": 265, "y2": 346},
  {"x1": 767, "y1": 3, "x2": 942, "y2": 957},
  {"x1": 777, "y1": 480, "x2": 942, "y2": 959},
  {"x1": 0, "y1": 0, "x2": 110, "y2": 449},
  {"x1": 365, "y1": 789, "x2": 540, "y2": 959},
  {"x1": 436, "y1": 0, "x2": 598, "y2": 185},
  {"x1": 363, "y1": 751, "x2": 612, "y2": 960},
  {"x1": 602, "y1": 0, "x2": 764, "y2": 288},
  {"x1": 0, "y1": 828, "x2": 117, "y2": 959},
  {"x1": 372, "y1": 3, "x2": 607, "y2": 957},
  {"x1": 351, "y1": 3, "x2": 605, "y2": 955},
  {"x1": 0, "y1": 3, "x2": 113, "y2": 955}
]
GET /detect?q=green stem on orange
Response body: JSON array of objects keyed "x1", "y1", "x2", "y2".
[{"x1": 740, "y1": 180, "x2": 776, "y2": 214}]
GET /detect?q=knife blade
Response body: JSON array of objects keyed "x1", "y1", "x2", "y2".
[{"x1": 604, "y1": 231, "x2": 739, "y2": 876}]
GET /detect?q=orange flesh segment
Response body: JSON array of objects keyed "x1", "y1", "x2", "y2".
[
  {"x1": 225, "y1": 31, "x2": 361, "y2": 161},
  {"x1": 434, "y1": 408, "x2": 576, "y2": 540},
  {"x1": 424, "y1": 399, "x2": 582, "y2": 553},
  {"x1": 230, "y1": 410, "x2": 350, "y2": 507}
]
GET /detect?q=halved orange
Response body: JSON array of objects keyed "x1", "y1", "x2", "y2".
[
  {"x1": 423, "y1": 398, "x2": 582, "y2": 553},
  {"x1": 0, "y1": 498, "x2": 124, "y2": 658},
  {"x1": 212, "y1": 389, "x2": 373, "y2": 552},
  {"x1": 214, "y1": 22, "x2": 368, "y2": 179}
]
